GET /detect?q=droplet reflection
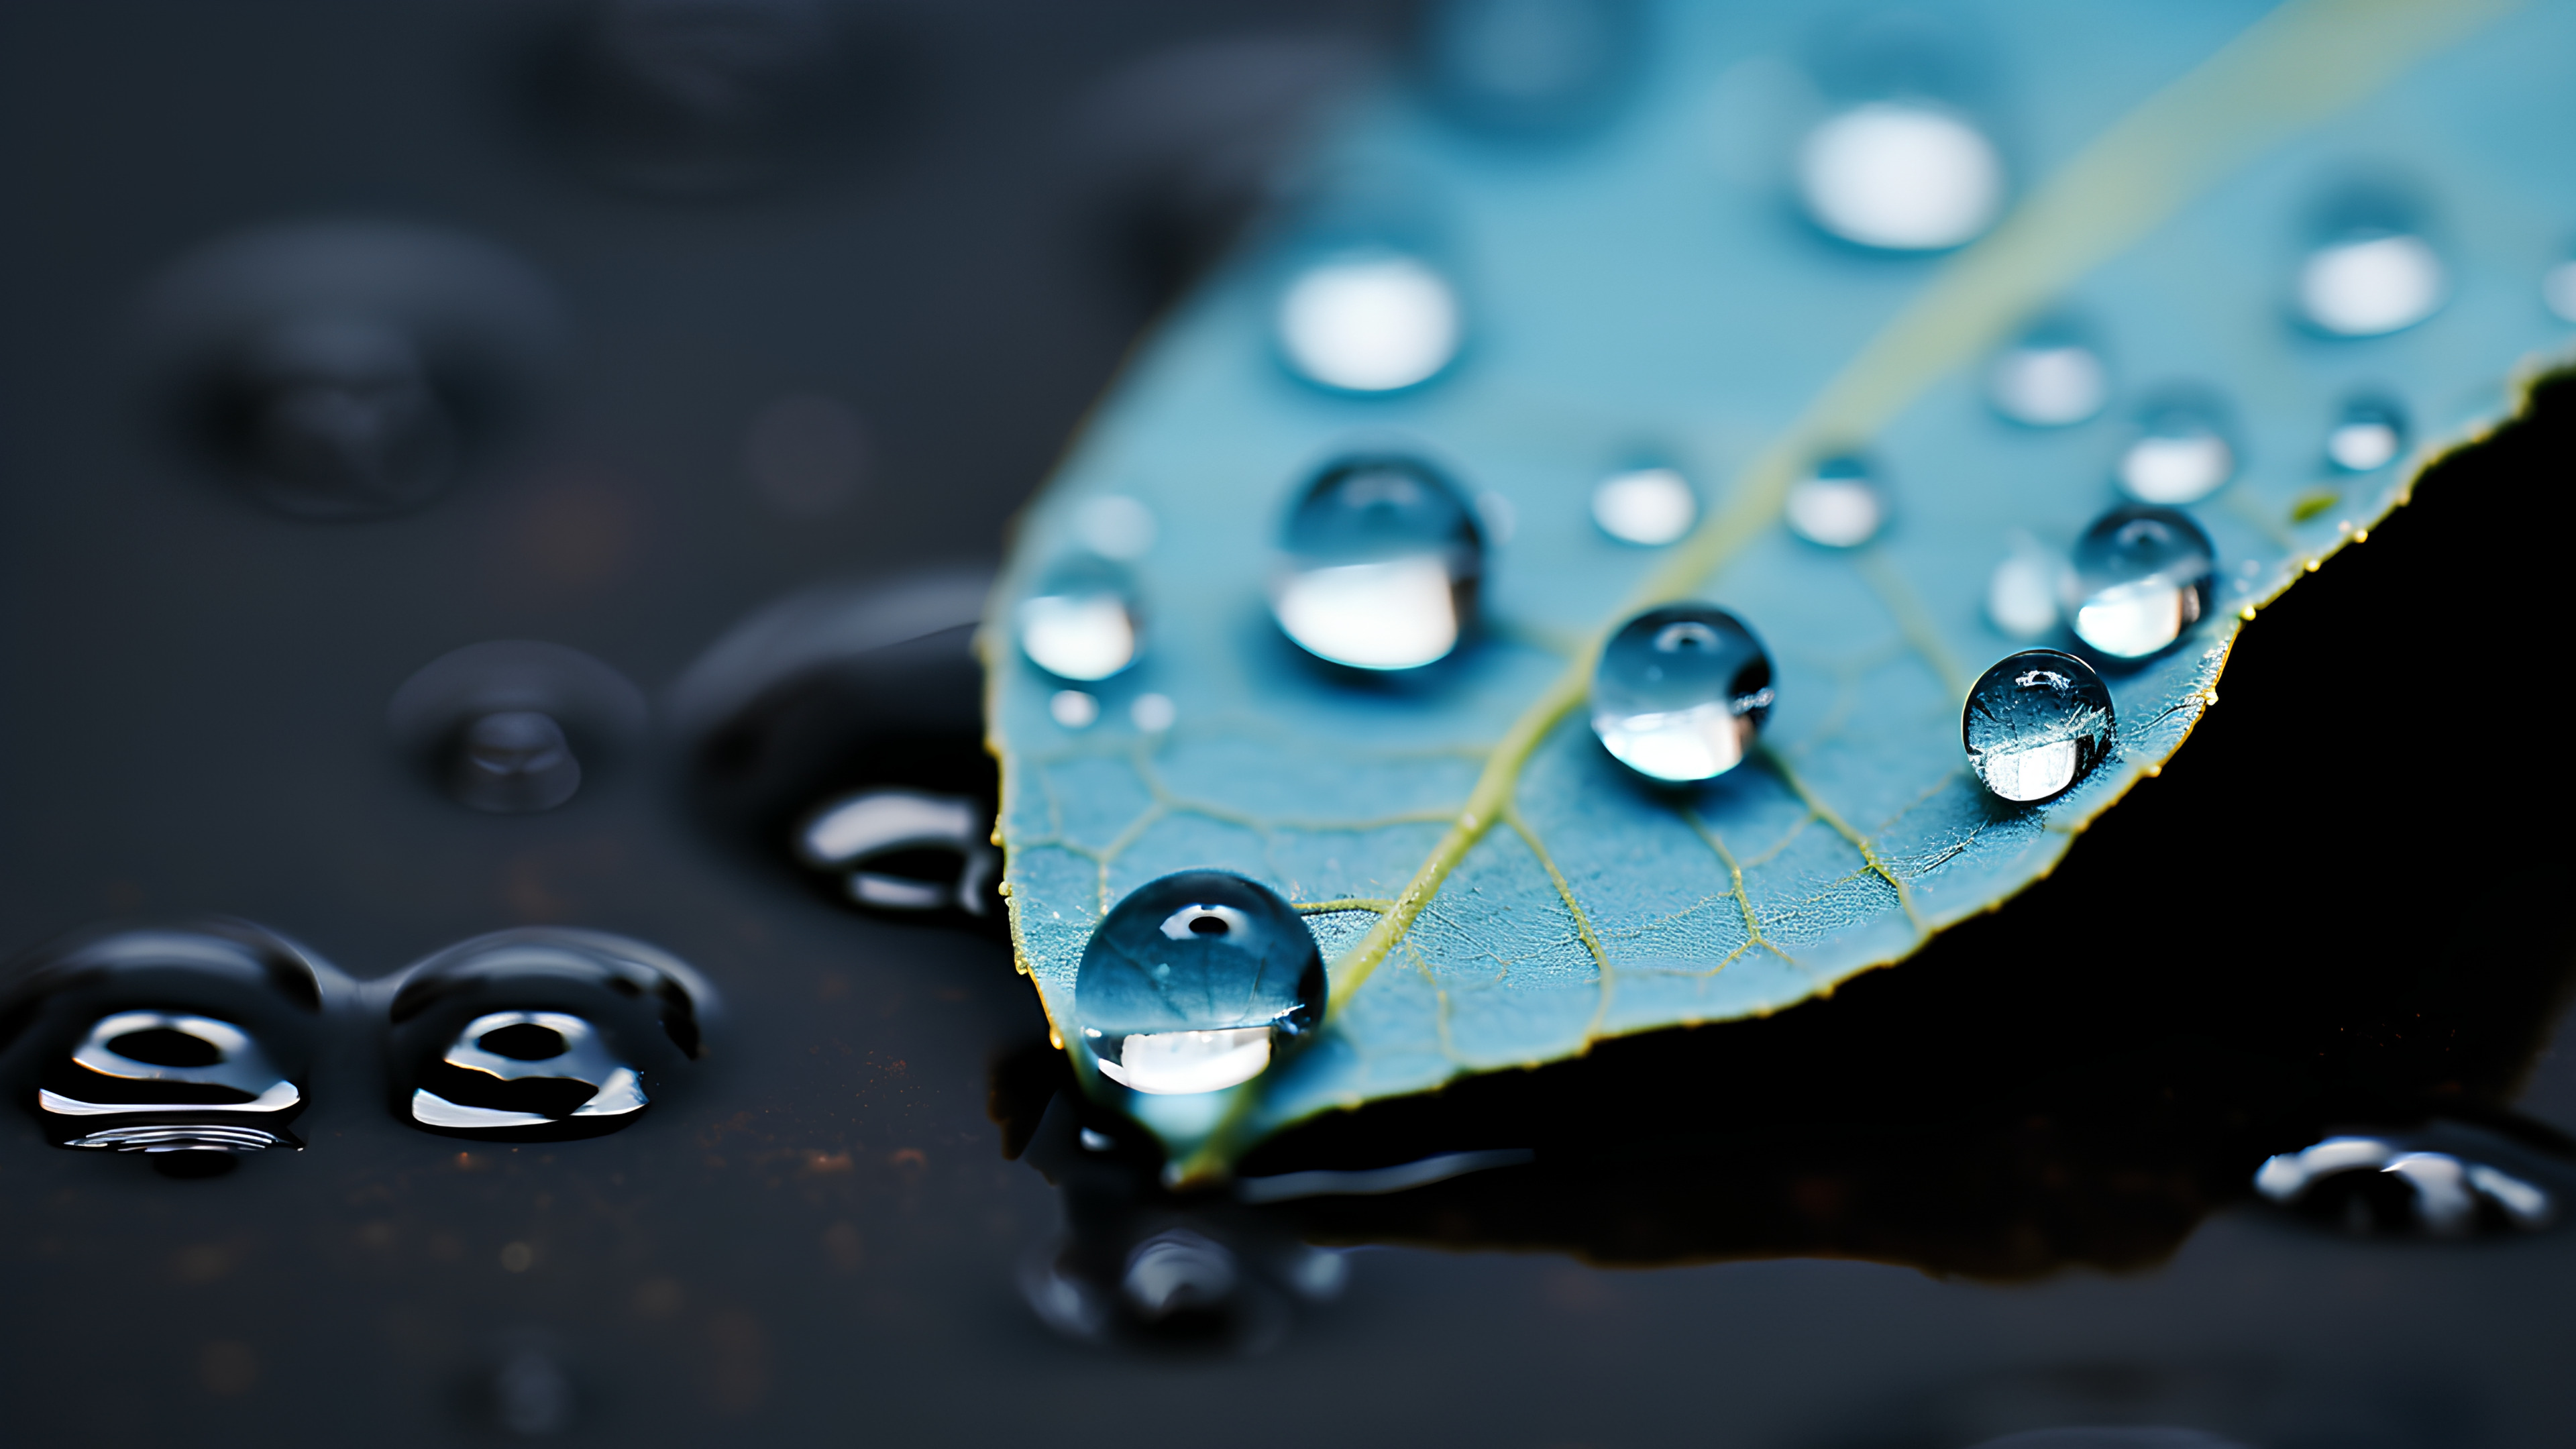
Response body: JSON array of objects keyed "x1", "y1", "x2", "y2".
[
  {"x1": 1590, "y1": 467, "x2": 1696, "y2": 546},
  {"x1": 796, "y1": 788, "x2": 999, "y2": 914},
  {"x1": 1962, "y1": 649, "x2": 2114, "y2": 804},
  {"x1": 1272, "y1": 455, "x2": 1483, "y2": 670},
  {"x1": 2114, "y1": 398, "x2": 2235, "y2": 505},
  {"x1": 1018, "y1": 554, "x2": 1142, "y2": 682},
  {"x1": 2256, "y1": 1134, "x2": 2555, "y2": 1238},
  {"x1": 1590, "y1": 604, "x2": 1774, "y2": 784},
  {"x1": 2324, "y1": 395, "x2": 2406, "y2": 473},
  {"x1": 409, "y1": 1010, "x2": 649, "y2": 1134},
  {"x1": 1784, "y1": 455, "x2": 1884, "y2": 548},
  {"x1": 1797, "y1": 103, "x2": 2004, "y2": 252},
  {"x1": 1275, "y1": 252, "x2": 1462, "y2": 393},
  {"x1": 1988, "y1": 325, "x2": 2108, "y2": 427},
  {"x1": 2299, "y1": 231, "x2": 2444, "y2": 337},
  {"x1": 1075, "y1": 871, "x2": 1324, "y2": 1095},
  {"x1": 2065, "y1": 504, "x2": 2215, "y2": 661},
  {"x1": 42, "y1": 1011, "x2": 305, "y2": 1153}
]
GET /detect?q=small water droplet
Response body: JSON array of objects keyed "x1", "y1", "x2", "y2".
[
  {"x1": 1590, "y1": 604, "x2": 1774, "y2": 783},
  {"x1": 1074, "y1": 494, "x2": 1158, "y2": 561},
  {"x1": 2300, "y1": 230, "x2": 2444, "y2": 337},
  {"x1": 1987, "y1": 323, "x2": 2108, "y2": 427},
  {"x1": 1075, "y1": 871, "x2": 1324, "y2": 1095},
  {"x1": 1130, "y1": 693, "x2": 1177, "y2": 732},
  {"x1": 1419, "y1": 0, "x2": 1642, "y2": 135},
  {"x1": 1797, "y1": 102, "x2": 2004, "y2": 252},
  {"x1": 2544, "y1": 256, "x2": 2576, "y2": 324},
  {"x1": 2114, "y1": 396, "x2": 2235, "y2": 504},
  {"x1": 2065, "y1": 504, "x2": 2215, "y2": 661},
  {"x1": 390, "y1": 641, "x2": 646, "y2": 814},
  {"x1": 1050, "y1": 689, "x2": 1100, "y2": 729},
  {"x1": 1275, "y1": 250, "x2": 1462, "y2": 392},
  {"x1": 1962, "y1": 649, "x2": 2114, "y2": 804},
  {"x1": 2324, "y1": 394, "x2": 2406, "y2": 473},
  {"x1": 1018, "y1": 553, "x2": 1142, "y2": 682},
  {"x1": 490, "y1": 1346, "x2": 575, "y2": 1438},
  {"x1": 1272, "y1": 455, "x2": 1483, "y2": 670},
  {"x1": 1985, "y1": 535, "x2": 2065, "y2": 639},
  {"x1": 454, "y1": 710, "x2": 583, "y2": 814},
  {"x1": 796, "y1": 788, "x2": 999, "y2": 915},
  {"x1": 2255, "y1": 1134, "x2": 2557, "y2": 1238},
  {"x1": 1784, "y1": 455, "x2": 1884, "y2": 547},
  {"x1": 236, "y1": 315, "x2": 458, "y2": 518},
  {"x1": 1591, "y1": 466, "x2": 1697, "y2": 545}
]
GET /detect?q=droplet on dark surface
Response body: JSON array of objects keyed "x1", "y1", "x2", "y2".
[
  {"x1": 1988, "y1": 322, "x2": 2108, "y2": 427},
  {"x1": 1417, "y1": 0, "x2": 1644, "y2": 137},
  {"x1": 1075, "y1": 871, "x2": 1324, "y2": 1095},
  {"x1": 411, "y1": 1008, "x2": 648, "y2": 1134},
  {"x1": 2065, "y1": 504, "x2": 2214, "y2": 661},
  {"x1": 2114, "y1": 395, "x2": 2236, "y2": 504},
  {"x1": 491, "y1": 1348, "x2": 576, "y2": 1438},
  {"x1": 1275, "y1": 250, "x2": 1464, "y2": 393},
  {"x1": 1272, "y1": 455, "x2": 1483, "y2": 671},
  {"x1": 1018, "y1": 553, "x2": 1143, "y2": 682},
  {"x1": 1784, "y1": 454, "x2": 1884, "y2": 547},
  {"x1": 794, "y1": 787, "x2": 999, "y2": 915},
  {"x1": 1962, "y1": 649, "x2": 2114, "y2": 804},
  {"x1": 1590, "y1": 604, "x2": 1774, "y2": 784},
  {"x1": 2325, "y1": 394, "x2": 2407, "y2": 473},
  {"x1": 236, "y1": 315, "x2": 458, "y2": 517},
  {"x1": 1591, "y1": 465, "x2": 1697, "y2": 546},
  {"x1": 557, "y1": 0, "x2": 847, "y2": 195},
  {"x1": 389, "y1": 642, "x2": 645, "y2": 814},
  {"x1": 453, "y1": 711, "x2": 583, "y2": 814},
  {"x1": 1798, "y1": 101, "x2": 2004, "y2": 252},
  {"x1": 2255, "y1": 1134, "x2": 2557, "y2": 1238}
]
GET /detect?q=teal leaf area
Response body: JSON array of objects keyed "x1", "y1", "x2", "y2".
[{"x1": 988, "y1": 0, "x2": 2576, "y2": 1177}]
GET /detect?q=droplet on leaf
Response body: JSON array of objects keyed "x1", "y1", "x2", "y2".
[
  {"x1": 2299, "y1": 230, "x2": 2444, "y2": 337},
  {"x1": 2114, "y1": 394, "x2": 2236, "y2": 505},
  {"x1": 2065, "y1": 504, "x2": 2214, "y2": 661},
  {"x1": 1418, "y1": 0, "x2": 1642, "y2": 136},
  {"x1": 1987, "y1": 323, "x2": 2108, "y2": 427},
  {"x1": 1075, "y1": 871, "x2": 1325, "y2": 1095},
  {"x1": 1051, "y1": 689, "x2": 1100, "y2": 729},
  {"x1": 2544, "y1": 256, "x2": 2576, "y2": 324},
  {"x1": 2324, "y1": 394, "x2": 2406, "y2": 473},
  {"x1": 1590, "y1": 604, "x2": 1774, "y2": 783},
  {"x1": 1962, "y1": 649, "x2": 2114, "y2": 803},
  {"x1": 1796, "y1": 102, "x2": 2004, "y2": 252},
  {"x1": 1986, "y1": 535, "x2": 2066, "y2": 640},
  {"x1": 1073, "y1": 494, "x2": 1159, "y2": 560},
  {"x1": 1785, "y1": 454, "x2": 1884, "y2": 547},
  {"x1": 1590, "y1": 466, "x2": 1697, "y2": 546},
  {"x1": 1271, "y1": 455, "x2": 1483, "y2": 670},
  {"x1": 1018, "y1": 553, "x2": 1142, "y2": 682},
  {"x1": 1275, "y1": 250, "x2": 1462, "y2": 392}
]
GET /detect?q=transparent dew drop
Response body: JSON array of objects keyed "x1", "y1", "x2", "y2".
[
  {"x1": 1275, "y1": 251, "x2": 1462, "y2": 392},
  {"x1": 1075, "y1": 870, "x2": 1325, "y2": 1095},
  {"x1": 1421, "y1": 0, "x2": 1640, "y2": 134},
  {"x1": 1796, "y1": 102, "x2": 2004, "y2": 252},
  {"x1": 453, "y1": 710, "x2": 583, "y2": 814},
  {"x1": 1049, "y1": 689, "x2": 1100, "y2": 729},
  {"x1": 2299, "y1": 231, "x2": 2444, "y2": 337},
  {"x1": 796, "y1": 788, "x2": 998, "y2": 915},
  {"x1": 2544, "y1": 258, "x2": 2576, "y2": 325},
  {"x1": 1591, "y1": 467, "x2": 1697, "y2": 546},
  {"x1": 1962, "y1": 649, "x2": 2114, "y2": 804},
  {"x1": 2255, "y1": 1135, "x2": 2557, "y2": 1238},
  {"x1": 2325, "y1": 394, "x2": 2407, "y2": 473},
  {"x1": 1784, "y1": 455, "x2": 1884, "y2": 547},
  {"x1": 1988, "y1": 329, "x2": 2108, "y2": 427},
  {"x1": 1986, "y1": 536, "x2": 2066, "y2": 640},
  {"x1": 1018, "y1": 553, "x2": 1142, "y2": 682},
  {"x1": 1271, "y1": 455, "x2": 1483, "y2": 670},
  {"x1": 2065, "y1": 504, "x2": 2216, "y2": 661},
  {"x1": 1590, "y1": 604, "x2": 1774, "y2": 784},
  {"x1": 2114, "y1": 398, "x2": 2236, "y2": 505}
]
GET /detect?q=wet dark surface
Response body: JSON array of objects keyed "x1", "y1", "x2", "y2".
[{"x1": 2, "y1": 3, "x2": 2573, "y2": 1446}]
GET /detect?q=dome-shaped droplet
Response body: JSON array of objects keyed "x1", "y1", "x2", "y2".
[
  {"x1": 1590, "y1": 466, "x2": 1697, "y2": 546},
  {"x1": 1275, "y1": 250, "x2": 1462, "y2": 393},
  {"x1": 1962, "y1": 649, "x2": 2114, "y2": 804},
  {"x1": 1073, "y1": 494, "x2": 1159, "y2": 561},
  {"x1": 1988, "y1": 325, "x2": 2108, "y2": 427},
  {"x1": 1074, "y1": 871, "x2": 1324, "y2": 1095},
  {"x1": 2544, "y1": 255, "x2": 2576, "y2": 324},
  {"x1": 1590, "y1": 604, "x2": 1774, "y2": 783},
  {"x1": 2114, "y1": 397, "x2": 2236, "y2": 505},
  {"x1": 1797, "y1": 102, "x2": 2004, "y2": 252},
  {"x1": 1418, "y1": 0, "x2": 1642, "y2": 136},
  {"x1": 1985, "y1": 535, "x2": 2065, "y2": 640},
  {"x1": 1785, "y1": 455, "x2": 1884, "y2": 547},
  {"x1": 1271, "y1": 455, "x2": 1483, "y2": 670},
  {"x1": 2298, "y1": 230, "x2": 2444, "y2": 337},
  {"x1": 239, "y1": 316, "x2": 458, "y2": 517},
  {"x1": 454, "y1": 710, "x2": 583, "y2": 814},
  {"x1": 2324, "y1": 394, "x2": 2406, "y2": 473},
  {"x1": 1018, "y1": 553, "x2": 1142, "y2": 682},
  {"x1": 795, "y1": 787, "x2": 998, "y2": 914},
  {"x1": 2065, "y1": 504, "x2": 2215, "y2": 661},
  {"x1": 2255, "y1": 1134, "x2": 2556, "y2": 1238}
]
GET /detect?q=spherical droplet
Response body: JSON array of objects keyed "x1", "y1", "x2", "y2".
[
  {"x1": 1988, "y1": 327, "x2": 2108, "y2": 427},
  {"x1": 2324, "y1": 394, "x2": 2406, "y2": 473},
  {"x1": 453, "y1": 710, "x2": 583, "y2": 814},
  {"x1": 1050, "y1": 689, "x2": 1100, "y2": 729},
  {"x1": 1785, "y1": 455, "x2": 1884, "y2": 547},
  {"x1": 1591, "y1": 466, "x2": 1697, "y2": 546},
  {"x1": 1962, "y1": 649, "x2": 2114, "y2": 803},
  {"x1": 2114, "y1": 398, "x2": 2236, "y2": 505},
  {"x1": 1275, "y1": 251, "x2": 1462, "y2": 392},
  {"x1": 2065, "y1": 504, "x2": 2216, "y2": 661},
  {"x1": 1018, "y1": 554, "x2": 1142, "y2": 682},
  {"x1": 1271, "y1": 455, "x2": 1483, "y2": 671},
  {"x1": 2299, "y1": 231, "x2": 2444, "y2": 337},
  {"x1": 1797, "y1": 103, "x2": 2004, "y2": 252},
  {"x1": 1075, "y1": 871, "x2": 1324, "y2": 1095},
  {"x1": 1590, "y1": 604, "x2": 1774, "y2": 783}
]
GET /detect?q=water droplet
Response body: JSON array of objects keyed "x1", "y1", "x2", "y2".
[
  {"x1": 1987, "y1": 324, "x2": 2108, "y2": 427},
  {"x1": 1075, "y1": 871, "x2": 1324, "y2": 1095},
  {"x1": 1050, "y1": 689, "x2": 1100, "y2": 729},
  {"x1": 2255, "y1": 1134, "x2": 2557, "y2": 1238},
  {"x1": 390, "y1": 641, "x2": 646, "y2": 814},
  {"x1": 1784, "y1": 455, "x2": 1884, "y2": 547},
  {"x1": 2544, "y1": 257, "x2": 2576, "y2": 324},
  {"x1": 390, "y1": 928, "x2": 714, "y2": 1140},
  {"x1": 1797, "y1": 102, "x2": 2004, "y2": 252},
  {"x1": 1018, "y1": 553, "x2": 1142, "y2": 682},
  {"x1": 1418, "y1": 0, "x2": 1642, "y2": 136},
  {"x1": 1271, "y1": 455, "x2": 1483, "y2": 670},
  {"x1": 1986, "y1": 535, "x2": 2065, "y2": 640},
  {"x1": 2065, "y1": 504, "x2": 2216, "y2": 661},
  {"x1": 1591, "y1": 466, "x2": 1697, "y2": 546},
  {"x1": 566, "y1": 0, "x2": 844, "y2": 196},
  {"x1": 1130, "y1": 693, "x2": 1177, "y2": 733},
  {"x1": 2299, "y1": 230, "x2": 2444, "y2": 337},
  {"x1": 1962, "y1": 650, "x2": 2114, "y2": 804},
  {"x1": 1074, "y1": 494, "x2": 1158, "y2": 561},
  {"x1": 796, "y1": 788, "x2": 998, "y2": 914},
  {"x1": 235, "y1": 316, "x2": 458, "y2": 518},
  {"x1": 454, "y1": 710, "x2": 584, "y2": 814},
  {"x1": 1590, "y1": 604, "x2": 1774, "y2": 783},
  {"x1": 490, "y1": 1347, "x2": 576, "y2": 1438},
  {"x1": 2324, "y1": 394, "x2": 2406, "y2": 473},
  {"x1": 1275, "y1": 251, "x2": 1462, "y2": 392},
  {"x1": 42, "y1": 1011, "x2": 305, "y2": 1154},
  {"x1": 2114, "y1": 396, "x2": 2236, "y2": 505}
]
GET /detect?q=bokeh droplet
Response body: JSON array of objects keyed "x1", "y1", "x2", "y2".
[
  {"x1": 1988, "y1": 327, "x2": 2108, "y2": 427},
  {"x1": 1590, "y1": 604, "x2": 1774, "y2": 783},
  {"x1": 1275, "y1": 251, "x2": 1462, "y2": 392},
  {"x1": 2114, "y1": 398, "x2": 2235, "y2": 505},
  {"x1": 2324, "y1": 395, "x2": 2406, "y2": 473},
  {"x1": 2299, "y1": 231, "x2": 2444, "y2": 337},
  {"x1": 1018, "y1": 554, "x2": 1142, "y2": 682},
  {"x1": 1075, "y1": 871, "x2": 1324, "y2": 1095},
  {"x1": 1785, "y1": 455, "x2": 1884, "y2": 548},
  {"x1": 1962, "y1": 649, "x2": 2114, "y2": 804},
  {"x1": 1591, "y1": 466, "x2": 1697, "y2": 546},
  {"x1": 1797, "y1": 103, "x2": 2004, "y2": 252}
]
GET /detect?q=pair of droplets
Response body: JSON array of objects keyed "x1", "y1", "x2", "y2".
[{"x1": 1021, "y1": 453, "x2": 2218, "y2": 806}]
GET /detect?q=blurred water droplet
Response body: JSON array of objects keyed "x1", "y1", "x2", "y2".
[
  {"x1": 2255, "y1": 1134, "x2": 2557, "y2": 1238},
  {"x1": 1130, "y1": 693, "x2": 1177, "y2": 733},
  {"x1": 1275, "y1": 251, "x2": 1462, "y2": 392},
  {"x1": 1784, "y1": 455, "x2": 1884, "y2": 547},
  {"x1": 1273, "y1": 455, "x2": 1483, "y2": 669},
  {"x1": 409, "y1": 1010, "x2": 647, "y2": 1134},
  {"x1": 1122, "y1": 1228, "x2": 1239, "y2": 1318},
  {"x1": 391, "y1": 642, "x2": 646, "y2": 814},
  {"x1": 2324, "y1": 394, "x2": 2406, "y2": 473},
  {"x1": 1418, "y1": 0, "x2": 1642, "y2": 135},
  {"x1": 564, "y1": 0, "x2": 844, "y2": 195},
  {"x1": 1074, "y1": 494, "x2": 1159, "y2": 560},
  {"x1": 741, "y1": 392, "x2": 867, "y2": 519},
  {"x1": 1018, "y1": 555, "x2": 1142, "y2": 682},
  {"x1": 1075, "y1": 871, "x2": 1324, "y2": 1095},
  {"x1": 493, "y1": 1348, "x2": 576, "y2": 1438},
  {"x1": 2299, "y1": 230, "x2": 2443, "y2": 337},
  {"x1": 1988, "y1": 325, "x2": 2107, "y2": 427},
  {"x1": 1962, "y1": 649, "x2": 2114, "y2": 803},
  {"x1": 2545, "y1": 257, "x2": 2576, "y2": 324},
  {"x1": 1590, "y1": 604, "x2": 1774, "y2": 783},
  {"x1": 1985, "y1": 535, "x2": 2065, "y2": 639},
  {"x1": 2065, "y1": 504, "x2": 2214, "y2": 661},
  {"x1": 453, "y1": 710, "x2": 584, "y2": 814},
  {"x1": 797, "y1": 788, "x2": 998, "y2": 914},
  {"x1": 2114, "y1": 398, "x2": 2235, "y2": 504},
  {"x1": 1797, "y1": 102, "x2": 2004, "y2": 251},
  {"x1": 1051, "y1": 689, "x2": 1101, "y2": 730},
  {"x1": 1591, "y1": 467, "x2": 1696, "y2": 545},
  {"x1": 238, "y1": 316, "x2": 458, "y2": 517}
]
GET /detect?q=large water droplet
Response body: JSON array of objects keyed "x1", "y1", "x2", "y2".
[
  {"x1": 1797, "y1": 102, "x2": 2004, "y2": 252},
  {"x1": 1988, "y1": 324, "x2": 2108, "y2": 427},
  {"x1": 1275, "y1": 251, "x2": 1462, "y2": 393},
  {"x1": 2065, "y1": 504, "x2": 2215, "y2": 661},
  {"x1": 2114, "y1": 396, "x2": 2235, "y2": 505},
  {"x1": 795, "y1": 787, "x2": 998, "y2": 914},
  {"x1": 1590, "y1": 604, "x2": 1774, "y2": 783},
  {"x1": 2255, "y1": 1134, "x2": 2557, "y2": 1238},
  {"x1": 1075, "y1": 871, "x2": 1324, "y2": 1095},
  {"x1": 410, "y1": 1010, "x2": 650, "y2": 1135},
  {"x1": 1784, "y1": 455, "x2": 1884, "y2": 547},
  {"x1": 1018, "y1": 553, "x2": 1142, "y2": 682},
  {"x1": 1962, "y1": 649, "x2": 2114, "y2": 804},
  {"x1": 1590, "y1": 466, "x2": 1697, "y2": 546},
  {"x1": 2324, "y1": 394, "x2": 2406, "y2": 473},
  {"x1": 2299, "y1": 230, "x2": 2444, "y2": 337},
  {"x1": 1418, "y1": 0, "x2": 1642, "y2": 136},
  {"x1": 1272, "y1": 455, "x2": 1483, "y2": 670}
]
